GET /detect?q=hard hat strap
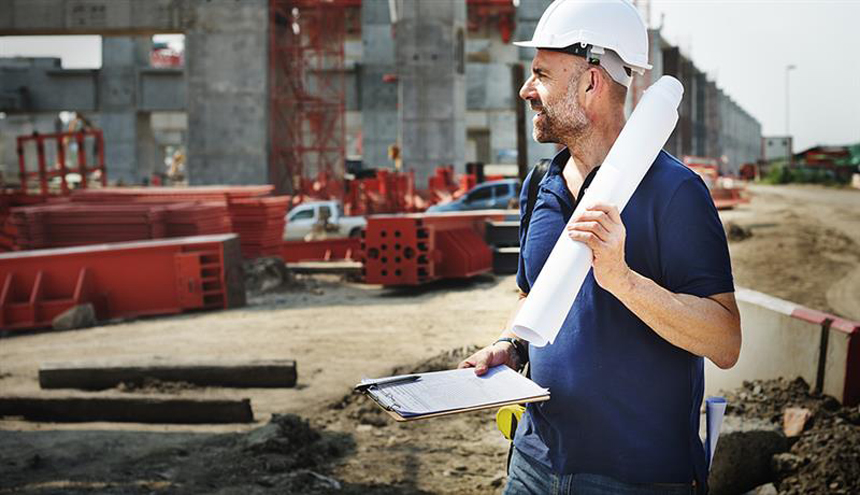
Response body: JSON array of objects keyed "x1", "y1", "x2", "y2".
[{"x1": 546, "y1": 43, "x2": 634, "y2": 88}]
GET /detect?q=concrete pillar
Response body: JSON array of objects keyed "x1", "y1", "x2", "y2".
[
  {"x1": 515, "y1": 0, "x2": 558, "y2": 167},
  {"x1": 100, "y1": 36, "x2": 152, "y2": 184},
  {"x1": 184, "y1": 0, "x2": 269, "y2": 185},
  {"x1": 360, "y1": 0, "x2": 398, "y2": 169},
  {"x1": 395, "y1": 0, "x2": 466, "y2": 187}
]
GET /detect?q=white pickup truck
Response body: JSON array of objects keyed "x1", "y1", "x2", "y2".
[{"x1": 283, "y1": 200, "x2": 367, "y2": 240}]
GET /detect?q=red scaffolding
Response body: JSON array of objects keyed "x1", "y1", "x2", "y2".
[{"x1": 269, "y1": 0, "x2": 359, "y2": 199}]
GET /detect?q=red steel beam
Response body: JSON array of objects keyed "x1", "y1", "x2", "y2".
[
  {"x1": 0, "y1": 234, "x2": 245, "y2": 332},
  {"x1": 281, "y1": 237, "x2": 360, "y2": 263},
  {"x1": 361, "y1": 211, "x2": 507, "y2": 286}
]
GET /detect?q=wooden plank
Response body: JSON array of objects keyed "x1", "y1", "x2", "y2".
[
  {"x1": 39, "y1": 360, "x2": 297, "y2": 390},
  {"x1": 0, "y1": 397, "x2": 253, "y2": 424}
]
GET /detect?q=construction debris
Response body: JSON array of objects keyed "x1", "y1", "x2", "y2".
[
  {"x1": 243, "y1": 257, "x2": 296, "y2": 294},
  {"x1": 782, "y1": 407, "x2": 812, "y2": 437},
  {"x1": 718, "y1": 378, "x2": 860, "y2": 494},
  {"x1": 51, "y1": 304, "x2": 96, "y2": 331},
  {"x1": 725, "y1": 221, "x2": 753, "y2": 241}
]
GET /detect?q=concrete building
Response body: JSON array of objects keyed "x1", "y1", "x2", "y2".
[
  {"x1": 1, "y1": 0, "x2": 761, "y2": 189},
  {"x1": 629, "y1": 29, "x2": 762, "y2": 176}
]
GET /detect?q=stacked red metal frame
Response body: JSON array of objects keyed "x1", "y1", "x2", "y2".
[
  {"x1": 361, "y1": 211, "x2": 506, "y2": 286},
  {"x1": 17, "y1": 130, "x2": 107, "y2": 196},
  {"x1": 7, "y1": 202, "x2": 232, "y2": 250},
  {"x1": 228, "y1": 196, "x2": 290, "y2": 259},
  {"x1": 0, "y1": 234, "x2": 245, "y2": 331}
]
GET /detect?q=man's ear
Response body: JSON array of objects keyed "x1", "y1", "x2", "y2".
[{"x1": 582, "y1": 67, "x2": 601, "y2": 106}]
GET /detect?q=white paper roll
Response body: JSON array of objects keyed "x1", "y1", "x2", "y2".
[{"x1": 512, "y1": 76, "x2": 684, "y2": 347}]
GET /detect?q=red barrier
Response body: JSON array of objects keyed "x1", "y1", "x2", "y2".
[
  {"x1": 0, "y1": 234, "x2": 245, "y2": 331},
  {"x1": 361, "y1": 211, "x2": 505, "y2": 286},
  {"x1": 17, "y1": 130, "x2": 107, "y2": 195}
]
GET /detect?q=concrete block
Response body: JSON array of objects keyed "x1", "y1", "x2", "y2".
[
  {"x1": 709, "y1": 416, "x2": 789, "y2": 495},
  {"x1": 51, "y1": 304, "x2": 96, "y2": 331}
]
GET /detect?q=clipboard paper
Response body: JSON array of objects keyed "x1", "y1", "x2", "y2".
[{"x1": 355, "y1": 365, "x2": 549, "y2": 422}]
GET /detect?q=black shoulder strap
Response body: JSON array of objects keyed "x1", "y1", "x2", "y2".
[{"x1": 522, "y1": 159, "x2": 551, "y2": 241}]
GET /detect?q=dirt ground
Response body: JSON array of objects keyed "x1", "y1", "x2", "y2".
[{"x1": 1, "y1": 183, "x2": 858, "y2": 494}]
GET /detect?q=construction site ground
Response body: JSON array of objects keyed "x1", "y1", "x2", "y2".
[{"x1": 1, "y1": 183, "x2": 858, "y2": 494}]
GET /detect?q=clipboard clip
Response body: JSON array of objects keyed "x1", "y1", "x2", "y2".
[{"x1": 354, "y1": 374, "x2": 421, "y2": 392}]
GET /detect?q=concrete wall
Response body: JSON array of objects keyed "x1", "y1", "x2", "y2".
[
  {"x1": 705, "y1": 287, "x2": 860, "y2": 406},
  {"x1": 0, "y1": 0, "x2": 188, "y2": 35},
  {"x1": 184, "y1": 0, "x2": 268, "y2": 185},
  {"x1": 360, "y1": 0, "x2": 397, "y2": 169},
  {"x1": 395, "y1": 0, "x2": 466, "y2": 187}
]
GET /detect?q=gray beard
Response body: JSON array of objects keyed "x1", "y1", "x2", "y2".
[
  {"x1": 532, "y1": 71, "x2": 591, "y2": 145},
  {"x1": 533, "y1": 92, "x2": 590, "y2": 145}
]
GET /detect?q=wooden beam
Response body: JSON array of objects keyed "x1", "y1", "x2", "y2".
[
  {"x1": 39, "y1": 360, "x2": 297, "y2": 390},
  {"x1": 0, "y1": 397, "x2": 253, "y2": 424}
]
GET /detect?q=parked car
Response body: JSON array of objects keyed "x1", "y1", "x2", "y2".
[
  {"x1": 426, "y1": 179, "x2": 520, "y2": 212},
  {"x1": 283, "y1": 200, "x2": 366, "y2": 240}
]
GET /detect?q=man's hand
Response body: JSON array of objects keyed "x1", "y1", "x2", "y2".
[
  {"x1": 458, "y1": 342, "x2": 517, "y2": 376},
  {"x1": 567, "y1": 202, "x2": 631, "y2": 295}
]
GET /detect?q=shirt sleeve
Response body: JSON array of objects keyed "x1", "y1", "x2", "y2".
[
  {"x1": 658, "y1": 175, "x2": 734, "y2": 297},
  {"x1": 515, "y1": 169, "x2": 534, "y2": 294}
]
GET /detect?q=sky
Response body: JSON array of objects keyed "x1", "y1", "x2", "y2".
[
  {"x1": 1, "y1": 2, "x2": 859, "y2": 151},
  {"x1": 648, "y1": 0, "x2": 860, "y2": 150}
]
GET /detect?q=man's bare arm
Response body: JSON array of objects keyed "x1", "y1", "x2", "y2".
[
  {"x1": 569, "y1": 202, "x2": 741, "y2": 369},
  {"x1": 613, "y1": 278, "x2": 740, "y2": 369}
]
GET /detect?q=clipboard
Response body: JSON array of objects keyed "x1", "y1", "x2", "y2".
[{"x1": 354, "y1": 366, "x2": 550, "y2": 422}]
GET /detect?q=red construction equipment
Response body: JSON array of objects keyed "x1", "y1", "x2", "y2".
[
  {"x1": 361, "y1": 211, "x2": 506, "y2": 286},
  {"x1": 0, "y1": 234, "x2": 245, "y2": 332},
  {"x1": 682, "y1": 156, "x2": 749, "y2": 210},
  {"x1": 17, "y1": 130, "x2": 107, "y2": 196}
]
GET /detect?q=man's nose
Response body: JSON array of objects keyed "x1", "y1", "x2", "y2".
[{"x1": 519, "y1": 75, "x2": 536, "y2": 101}]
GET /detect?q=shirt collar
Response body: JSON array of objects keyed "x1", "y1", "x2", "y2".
[{"x1": 542, "y1": 147, "x2": 601, "y2": 209}]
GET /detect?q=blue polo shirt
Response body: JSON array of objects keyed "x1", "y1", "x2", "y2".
[{"x1": 514, "y1": 148, "x2": 734, "y2": 485}]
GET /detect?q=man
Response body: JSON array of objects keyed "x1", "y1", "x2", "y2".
[{"x1": 458, "y1": 1, "x2": 741, "y2": 493}]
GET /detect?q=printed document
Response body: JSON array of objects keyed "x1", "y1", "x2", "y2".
[{"x1": 356, "y1": 365, "x2": 549, "y2": 419}]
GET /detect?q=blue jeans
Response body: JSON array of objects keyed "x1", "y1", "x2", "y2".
[{"x1": 504, "y1": 448, "x2": 695, "y2": 495}]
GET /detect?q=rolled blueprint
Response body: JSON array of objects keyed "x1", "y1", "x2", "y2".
[{"x1": 512, "y1": 76, "x2": 684, "y2": 346}]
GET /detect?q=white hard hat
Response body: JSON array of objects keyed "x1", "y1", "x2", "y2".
[{"x1": 514, "y1": 0, "x2": 652, "y2": 87}]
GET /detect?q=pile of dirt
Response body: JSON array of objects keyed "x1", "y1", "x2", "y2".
[
  {"x1": 147, "y1": 414, "x2": 354, "y2": 494},
  {"x1": 243, "y1": 257, "x2": 301, "y2": 294},
  {"x1": 725, "y1": 221, "x2": 753, "y2": 242},
  {"x1": 722, "y1": 378, "x2": 860, "y2": 494}
]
